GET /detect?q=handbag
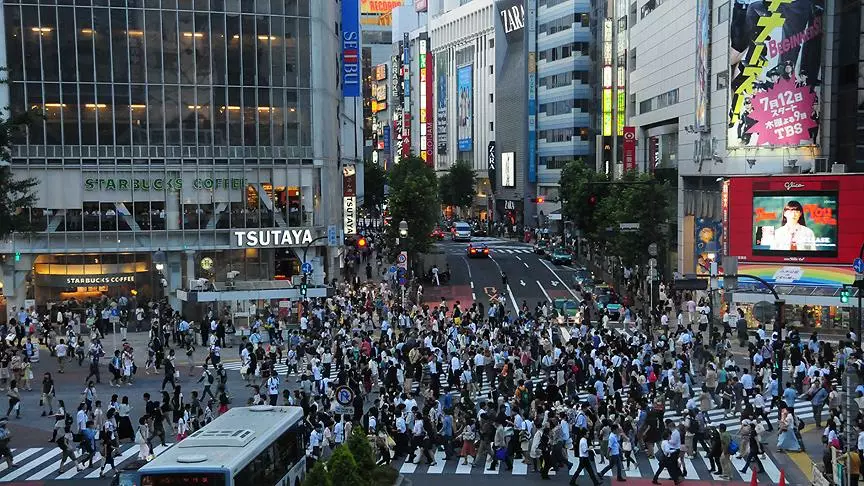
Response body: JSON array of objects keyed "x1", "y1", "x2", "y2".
[{"x1": 494, "y1": 447, "x2": 507, "y2": 461}]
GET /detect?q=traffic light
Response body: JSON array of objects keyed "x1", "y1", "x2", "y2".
[
  {"x1": 356, "y1": 236, "x2": 368, "y2": 248},
  {"x1": 300, "y1": 274, "x2": 308, "y2": 297},
  {"x1": 14, "y1": 252, "x2": 20, "y2": 262},
  {"x1": 587, "y1": 194, "x2": 598, "y2": 207},
  {"x1": 841, "y1": 287, "x2": 850, "y2": 303},
  {"x1": 534, "y1": 197, "x2": 545, "y2": 204}
]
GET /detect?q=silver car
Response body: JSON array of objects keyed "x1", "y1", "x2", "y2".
[{"x1": 451, "y1": 222, "x2": 472, "y2": 242}]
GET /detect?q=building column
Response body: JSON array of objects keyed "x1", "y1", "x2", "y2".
[
  {"x1": 1, "y1": 254, "x2": 37, "y2": 321},
  {"x1": 165, "y1": 171, "x2": 181, "y2": 231},
  {"x1": 166, "y1": 251, "x2": 184, "y2": 311}
]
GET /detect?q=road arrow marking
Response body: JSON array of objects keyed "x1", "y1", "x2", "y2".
[
  {"x1": 551, "y1": 281, "x2": 559, "y2": 287},
  {"x1": 520, "y1": 280, "x2": 526, "y2": 286}
]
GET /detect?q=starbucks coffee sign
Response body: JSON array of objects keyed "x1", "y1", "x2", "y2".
[
  {"x1": 232, "y1": 228, "x2": 316, "y2": 248},
  {"x1": 84, "y1": 177, "x2": 246, "y2": 191}
]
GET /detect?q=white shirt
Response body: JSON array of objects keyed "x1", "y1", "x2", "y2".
[{"x1": 579, "y1": 436, "x2": 590, "y2": 457}]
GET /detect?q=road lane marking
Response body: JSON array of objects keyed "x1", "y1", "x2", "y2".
[
  {"x1": 540, "y1": 259, "x2": 579, "y2": 300},
  {"x1": 461, "y1": 256, "x2": 473, "y2": 279},
  {"x1": 537, "y1": 281, "x2": 552, "y2": 302},
  {"x1": 470, "y1": 281, "x2": 474, "y2": 289},
  {"x1": 504, "y1": 284, "x2": 519, "y2": 310},
  {"x1": 523, "y1": 262, "x2": 529, "y2": 268},
  {"x1": 472, "y1": 292, "x2": 476, "y2": 300}
]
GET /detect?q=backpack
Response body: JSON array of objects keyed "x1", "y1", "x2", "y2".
[{"x1": 520, "y1": 387, "x2": 533, "y2": 408}]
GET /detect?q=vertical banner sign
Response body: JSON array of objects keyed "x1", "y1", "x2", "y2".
[
  {"x1": 721, "y1": 179, "x2": 730, "y2": 255},
  {"x1": 456, "y1": 65, "x2": 474, "y2": 152},
  {"x1": 648, "y1": 136, "x2": 660, "y2": 173},
  {"x1": 343, "y1": 165, "x2": 358, "y2": 235},
  {"x1": 526, "y1": 0, "x2": 537, "y2": 183},
  {"x1": 602, "y1": 18, "x2": 613, "y2": 138},
  {"x1": 622, "y1": 126, "x2": 636, "y2": 172},
  {"x1": 341, "y1": 0, "x2": 361, "y2": 97},
  {"x1": 382, "y1": 124, "x2": 391, "y2": 169},
  {"x1": 487, "y1": 141, "x2": 497, "y2": 191},
  {"x1": 415, "y1": 0, "x2": 428, "y2": 12},
  {"x1": 419, "y1": 39, "x2": 429, "y2": 163},
  {"x1": 425, "y1": 52, "x2": 435, "y2": 168},
  {"x1": 727, "y1": 0, "x2": 823, "y2": 148},
  {"x1": 436, "y1": 55, "x2": 448, "y2": 156},
  {"x1": 694, "y1": 0, "x2": 711, "y2": 128},
  {"x1": 402, "y1": 33, "x2": 412, "y2": 159}
]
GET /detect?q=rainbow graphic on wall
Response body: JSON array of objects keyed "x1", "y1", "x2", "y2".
[{"x1": 738, "y1": 263, "x2": 856, "y2": 288}]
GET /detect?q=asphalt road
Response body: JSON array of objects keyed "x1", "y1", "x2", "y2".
[{"x1": 437, "y1": 238, "x2": 583, "y2": 312}]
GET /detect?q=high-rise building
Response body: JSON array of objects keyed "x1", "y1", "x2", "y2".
[{"x1": 0, "y1": 0, "x2": 345, "y2": 313}]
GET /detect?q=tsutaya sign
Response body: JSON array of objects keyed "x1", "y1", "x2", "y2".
[{"x1": 232, "y1": 228, "x2": 315, "y2": 248}]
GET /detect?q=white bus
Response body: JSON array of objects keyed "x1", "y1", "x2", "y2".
[{"x1": 118, "y1": 405, "x2": 306, "y2": 486}]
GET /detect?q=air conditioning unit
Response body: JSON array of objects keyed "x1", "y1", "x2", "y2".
[
  {"x1": 188, "y1": 278, "x2": 208, "y2": 291},
  {"x1": 831, "y1": 163, "x2": 846, "y2": 173}
]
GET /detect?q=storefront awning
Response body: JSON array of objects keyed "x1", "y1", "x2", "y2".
[{"x1": 732, "y1": 282, "x2": 860, "y2": 308}]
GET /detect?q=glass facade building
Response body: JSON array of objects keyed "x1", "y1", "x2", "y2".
[{"x1": 0, "y1": 0, "x2": 343, "y2": 311}]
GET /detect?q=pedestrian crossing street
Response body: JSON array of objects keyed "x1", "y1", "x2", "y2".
[
  {"x1": 394, "y1": 444, "x2": 787, "y2": 484},
  {"x1": 0, "y1": 443, "x2": 172, "y2": 482}
]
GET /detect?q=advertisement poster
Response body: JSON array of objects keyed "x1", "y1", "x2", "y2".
[
  {"x1": 361, "y1": 0, "x2": 403, "y2": 14},
  {"x1": 695, "y1": 219, "x2": 723, "y2": 275},
  {"x1": 457, "y1": 64, "x2": 474, "y2": 152},
  {"x1": 425, "y1": 51, "x2": 435, "y2": 168},
  {"x1": 752, "y1": 192, "x2": 838, "y2": 256},
  {"x1": 727, "y1": 0, "x2": 823, "y2": 148},
  {"x1": 341, "y1": 0, "x2": 361, "y2": 97},
  {"x1": 436, "y1": 56, "x2": 448, "y2": 155},
  {"x1": 501, "y1": 152, "x2": 515, "y2": 187},
  {"x1": 695, "y1": 0, "x2": 710, "y2": 128}
]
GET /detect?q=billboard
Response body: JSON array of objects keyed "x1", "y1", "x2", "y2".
[
  {"x1": 694, "y1": 0, "x2": 710, "y2": 128},
  {"x1": 436, "y1": 55, "x2": 448, "y2": 155},
  {"x1": 415, "y1": 0, "x2": 428, "y2": 12},
  {"x1": 725, "y1": 175, "x2": 864, "y2": 265},
  {"x1": 341, "y1": 0, "x2": 361, "y2": 98},
  {"x1": 425, "y1": 51, "x2": 434, "y2": 168},
  {"x1": 488, "y1": 142, "x2": 497, "y2": 190},
  {"x1": 622, "y1": 126, "x2": 636, "y2": 172},
  {"x1": 727, "y1": 0, "x2": 823, "y2": 148},
  {"x1": 752, "y1": 192, "x2": 837, "y2": 257},
  {"x1": 501, "y1": 152, "x2": 515, "y2": 187},
  {"x1": 361, "y1": 0, "x2": 403, "y2": 14},
  {"x1": 457, "y1": 65, "x2": 473, "y2": 152},
  {"x1": 374, "y1": 64, "x2": 387, "y2": 81}
]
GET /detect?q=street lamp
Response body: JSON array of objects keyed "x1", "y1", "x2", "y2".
[{"x1": 398, "y1": 220, "x2": 408, "y2": 309}]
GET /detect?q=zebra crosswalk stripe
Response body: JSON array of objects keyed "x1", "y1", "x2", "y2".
[{"x1": 0, "y1": 442, "x2": 173, "y2": 482}]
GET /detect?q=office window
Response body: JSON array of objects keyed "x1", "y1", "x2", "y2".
[
  {"x1": 629, "y1": 48, "x2": 636, "y2": 70},
  {"x1": 716, "y1": 71, "x2": 728, "y2": 90},
  {"x1": 489, "y1": 93, "x2": 494, "y2": 103},
  {"x1": 639, "y1": 99, "x2": 652, "y2": 114},
  {"x1": 489, "y1": 65, "x2": 494, "y2": 75},
  {"x1": 717, "y1": 2, "x2": 729, "y2": 23},
  {"x1": 489, "y1": 121, "x2": 494, "y2": 132},
  {"x1": 488, "y1": 38, "x2": 494, "y2": 49}
]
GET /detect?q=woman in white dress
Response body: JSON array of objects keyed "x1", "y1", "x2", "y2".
[{"x1": 769, "y1": 200, "x2": 817, "y2": 251}]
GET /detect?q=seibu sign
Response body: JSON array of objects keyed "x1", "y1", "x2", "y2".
[{"x1": 232, "y1": 228, "x2": 316, "y2": 248}]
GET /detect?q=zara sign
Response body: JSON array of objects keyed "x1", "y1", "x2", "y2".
[{"x1": 497, "y1": 0, "x2": 526, "y2": 43}]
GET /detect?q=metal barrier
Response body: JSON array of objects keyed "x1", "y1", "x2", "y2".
[{"x1": 811, "y1": 461, "x2": 830, "y2": 486}]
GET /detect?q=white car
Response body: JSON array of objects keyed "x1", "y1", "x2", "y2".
[{"x1": 451, "y1": 222, "x2": 472, "y2": 242}]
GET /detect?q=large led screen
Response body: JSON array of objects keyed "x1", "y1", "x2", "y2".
[{"x1": 752, "y1": 192, "x2": 837, "y2": 257}]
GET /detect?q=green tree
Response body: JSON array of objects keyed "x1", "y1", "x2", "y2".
[
  {"x1": 362, "y1": 161, "x2": 387, "y2": 216},
  {"x1": 438, "y1": 172, "x2": 454, "y2": 207},
  {"x1": 302, "y1": 461, "x2": 332, "y2": 486},
  {"x1": 444, "y1": 160, "x2": 477, "y2": 212},
  {"x1": 592, "y1": 171, "x2": 671, "y2": 267},
  {"x1": 385, "y1": 154, "x2": 439, "y2": 261},
  {"x1": 345, "y1": 427, "x2": 376, "y2": 486},
  {"x1": 327, "y1": 445, "x2": 364, "y2": 486},
  {"x1": 0, "y1": 87, "x2": 39, "y2": 238},
  {"x1": 559, "y1": 160, "x2": 609, "y2": 235}
]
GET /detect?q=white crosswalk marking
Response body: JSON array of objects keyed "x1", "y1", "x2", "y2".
[{"x1": 0, "y1": 442, "x2": 174, "y2": 482}]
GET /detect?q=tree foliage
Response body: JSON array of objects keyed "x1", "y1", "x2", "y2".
[
  {"x1": 592, "y1": 171, "x2": 672, "y2": 267},
  {"x1": 384, "y1": 154, "x2": 439, "y2": 260},
  {"x1": 327, "y1": 445, "x2": 363, "y2": 486},
  {"x1": 439, "y1": 160, "x2": 476, "y2": 211},
  {"x1": 303, "y1": 461, "x2": 332, "y2": 486},
  {"x1": 0, "y1": 96, "x2": 40, "y2": 239},
  {"x1": 559, "y1": 161, "x2": 671, "y2": 267},
  {"x1": 559, "y1": 160, "x2": 609, "y2": 236},
  {"x1": 362, "y1": 161, "x2": 387, "y2": 215},
  {"x1": 345, "y1": 427, "x2": 376, "y2": 485}
]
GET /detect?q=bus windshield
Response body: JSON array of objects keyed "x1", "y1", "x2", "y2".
[{"x1": 140, "y1": 472, "x2": 227, "y2": 486}]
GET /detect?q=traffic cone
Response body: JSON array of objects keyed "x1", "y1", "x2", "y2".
[
  {"x1": 778, "y1": 468, "x2": 786, "y2": 486},
  {"x1": 750, "y1": 468, "x2": 758, "y2": 486}
]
